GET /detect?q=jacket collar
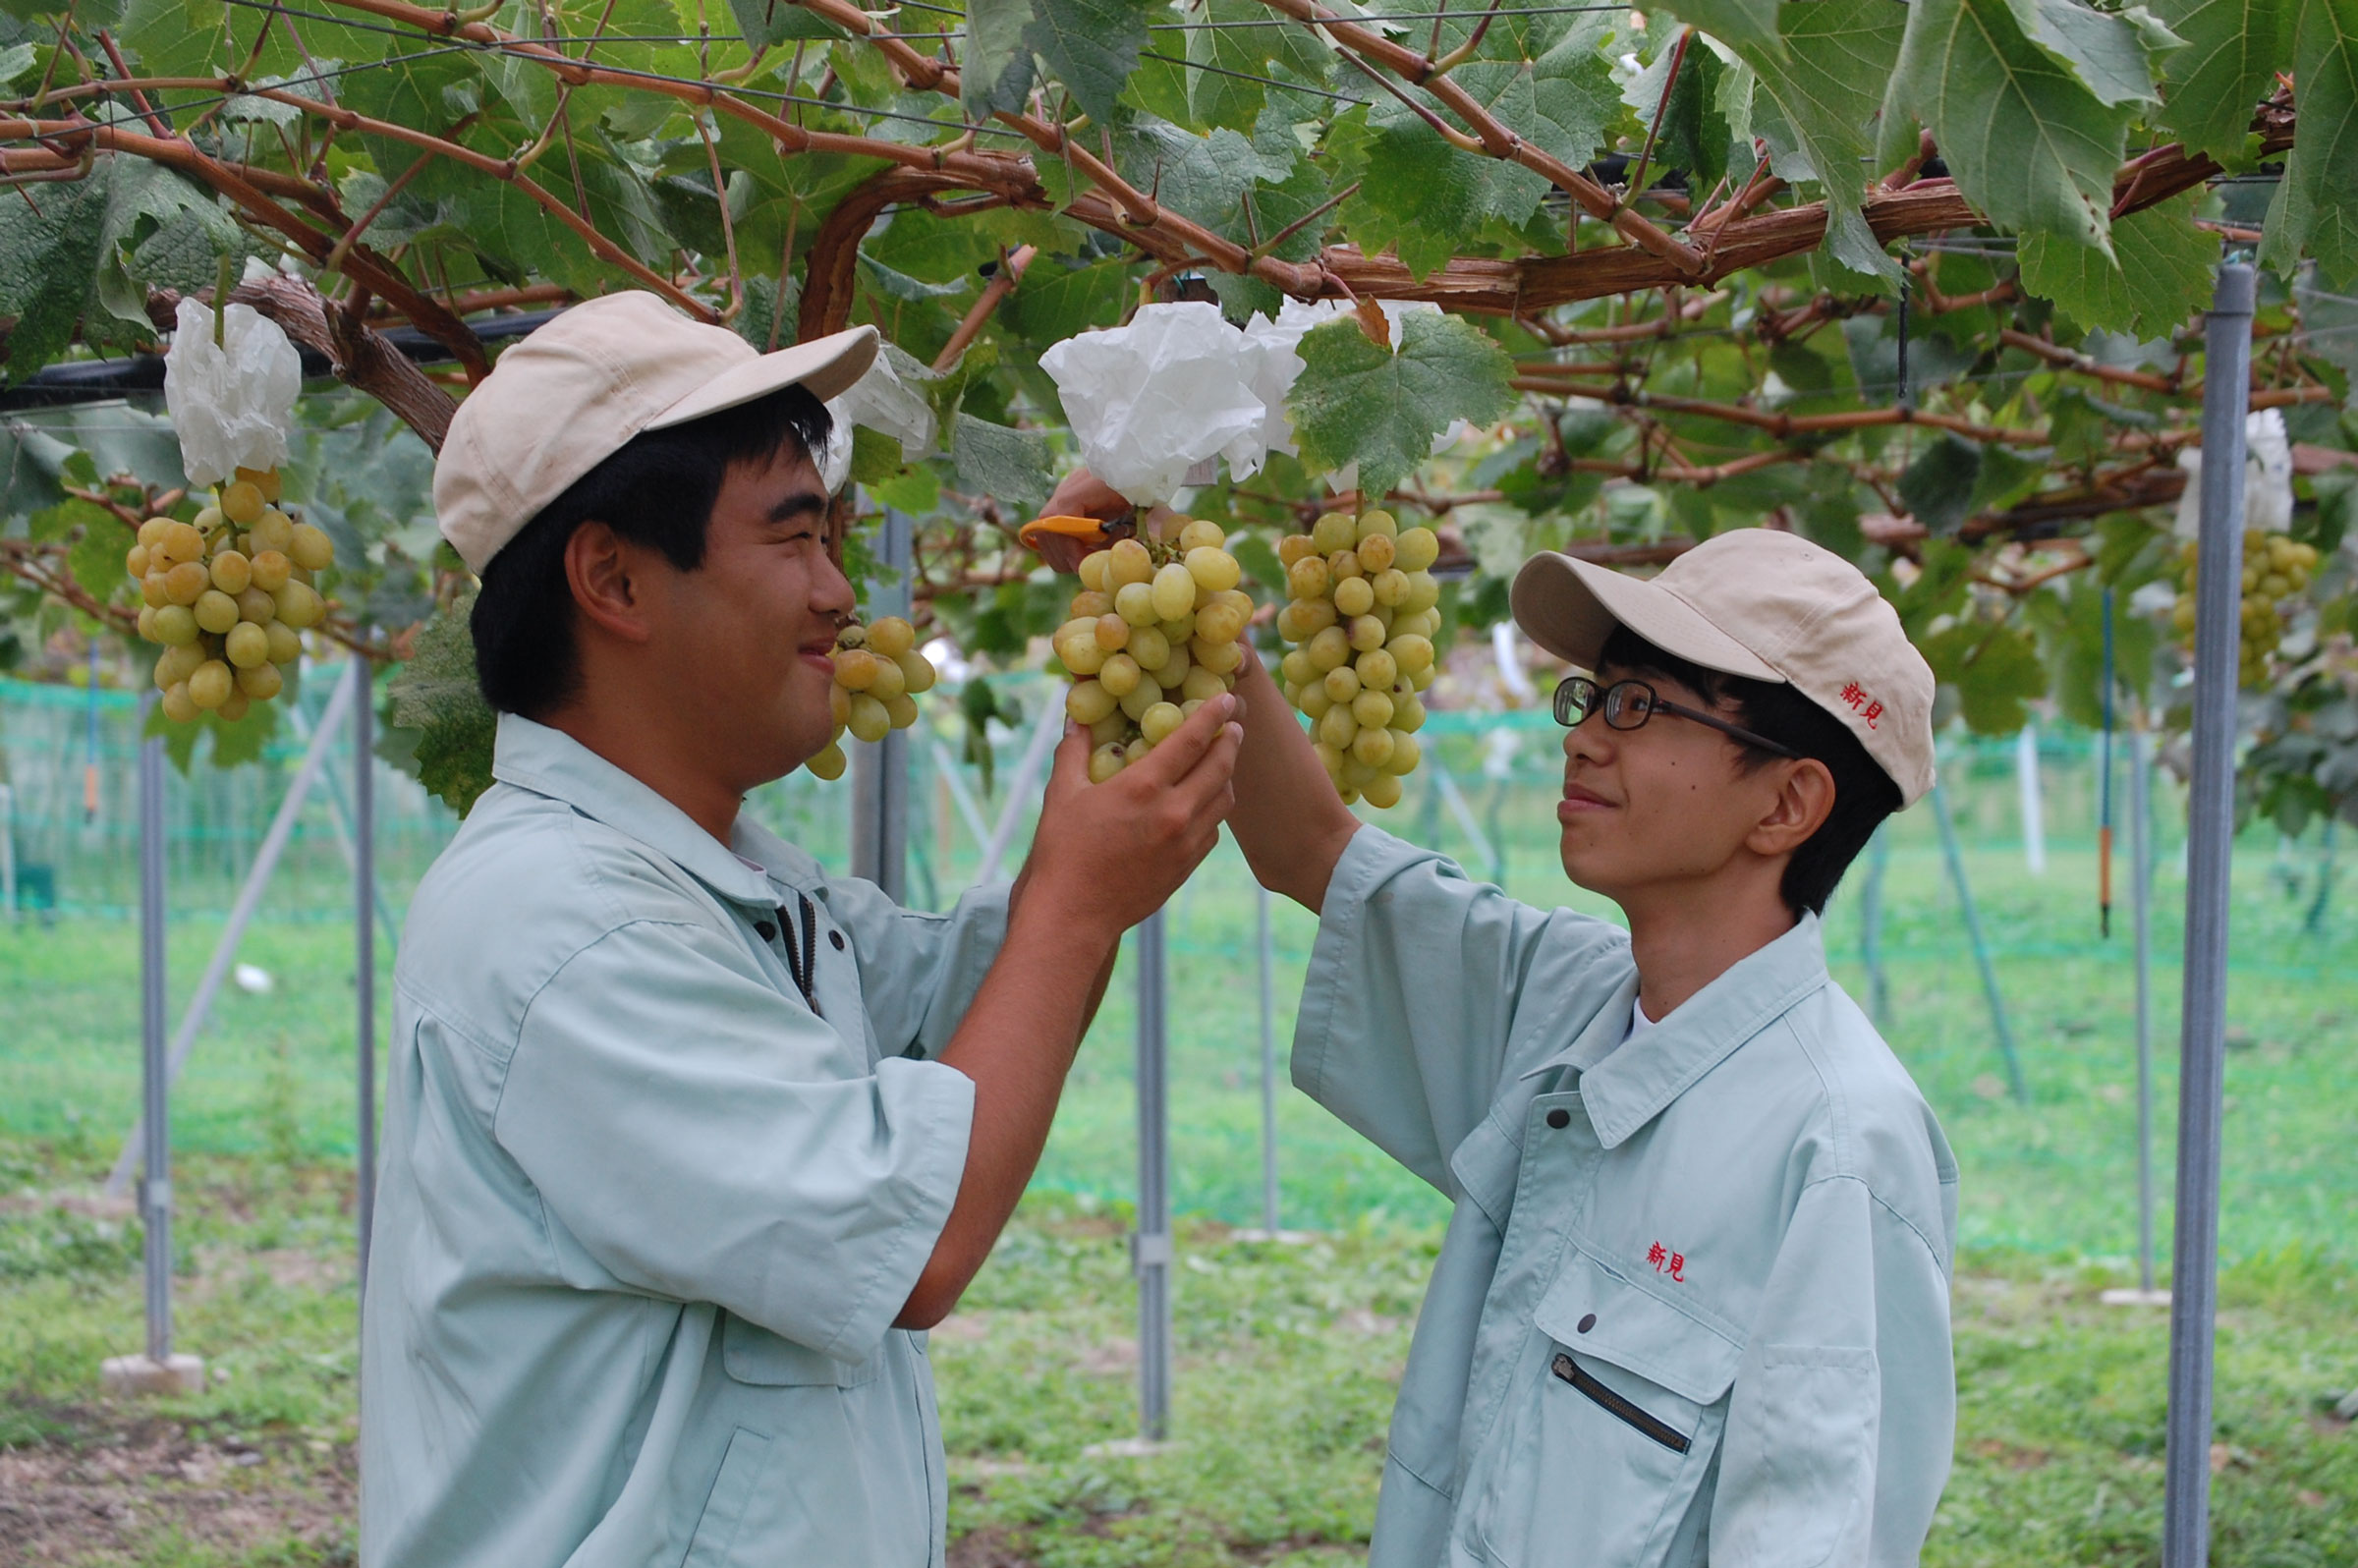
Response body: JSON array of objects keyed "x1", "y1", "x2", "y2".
[
  {"x1": 1524, "y1": 913, "x2": 1830, "y2": 1149},
  {"x1": 490, "y1": 713, "x2": 817, "y2": 909}
]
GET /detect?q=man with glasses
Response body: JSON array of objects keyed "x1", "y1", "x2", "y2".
[{"x1": 1227, "y1": 528, "x2": 1956, "y2": 1568}]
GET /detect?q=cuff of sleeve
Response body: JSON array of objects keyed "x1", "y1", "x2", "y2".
[
  {"x1": 1291, "y1": 825, "x2": 1433, "y2": 1107},
  {"x1": 814, "y1": 1056, "x2": 977, "y2": 1361}
]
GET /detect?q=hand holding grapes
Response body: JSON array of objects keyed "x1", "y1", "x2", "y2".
[{"x1": 1018, "y1": 692, "x2": 1244, "y2": 943}]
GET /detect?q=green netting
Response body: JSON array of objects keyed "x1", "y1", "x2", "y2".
[{"x1": 2, "y1": 673, "x2": 2351, "y2": 1270}]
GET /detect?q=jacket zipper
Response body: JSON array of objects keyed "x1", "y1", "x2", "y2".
[{"x1": 1550, "y1": 1352, "x2": 1692, "y2": 1453}]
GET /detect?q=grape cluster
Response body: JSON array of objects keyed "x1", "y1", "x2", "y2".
[
  {"x1": 1055, "y1": 522, "x2": 1251, "y2": 782},
  {"x1": 131, "y1": 466, "x2": 332, "y2": 723},
  {"x1": 1271, "y1": 509, "x2": 1440, "y2": 810},
  {"x1": 2170, "y1": 531, "x2": 2319, "y2": 687},
  {"x1": 811, "y1": 615, "x2": 936, "y2": 779}
]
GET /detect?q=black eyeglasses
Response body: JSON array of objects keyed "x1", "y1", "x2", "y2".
[{"x1": 1552, "y1": 676, "x2": 1804, "y2": 760}]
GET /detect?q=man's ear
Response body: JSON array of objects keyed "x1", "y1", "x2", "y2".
[
  {"x1": 565, "y1": 521, "x2": 655, "y2": 644},
  {"x1": 1746, "y1": 756, "x2": 1836, "y2": 858}
]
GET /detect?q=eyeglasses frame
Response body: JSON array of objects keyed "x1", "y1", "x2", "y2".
[{"x1": 1551, "y1": 675, "x2": 1805, "y2": 761}]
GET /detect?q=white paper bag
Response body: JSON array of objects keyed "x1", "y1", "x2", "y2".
[{"x1": 163, "y1": 298, "x2": 303, "y2": 486}]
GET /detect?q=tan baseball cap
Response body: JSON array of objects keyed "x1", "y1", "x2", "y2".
[
  {"x1": 434, "y1": 292, "x2": 879, "y2": 573},
  {"x1": 1510, "y1": 530, "x2": 1936, "y2": 806}
]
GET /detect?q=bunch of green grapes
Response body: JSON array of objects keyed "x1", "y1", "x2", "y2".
[
  {"x1": 2170, "y1": 530, "x2": 2319, "y2": 687},
  {"x1": 811, "y1": 615, "x2": 936, "y2": 779},
  {"x1": 1271, "y1": 509, "x2": 1441, "y2": 809},
  {"x1": 1054, "y1": 520, "x2": 1252, "y2": 782},
  {"x1": 131, "y1": 465, "x2": 333, "y2": 723}
]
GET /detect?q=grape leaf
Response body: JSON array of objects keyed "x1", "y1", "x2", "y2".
[
  {"x1": 727, "y1": 0, "x2": 847, "y2": 44},
  {"x1": 1288, "y1": 309, "x2": 1517, "y2": 498},
  {"x1": 2001, "y1": 0, "x2": 2179, "y2": 107},
  {"x1": 2294, "y1": 264, "x2": 2358, "y2": 410},
  {"x1": 386, "y1": 589, "x2": 499, "y2": 816},
  {"x1": 951, "y1": 413, "x2": 1052, "y2": 509},
  {"x1": 2260, "y1": 0, "x2": 2358, "y2": 288},
  {"x1": 1897, "y1": 433, "x2": 1984, "y2": 532},
  {"x1": 1742, "y1": 0, "x2": 1909, "y2": 284},
  {"x1": 0, "y1": 175, "x2": 108, "y2": 382},
  {"x1": 2018, "y1": 190, "x2": 2218, "y2": 335},
  {"x1": 1921, "y1": 619, "x2": 2048, "y2": 732},
  {"x1": 1893, "y1": 0, "x2": 2136, "y2": 252},
  {"x1": 2145, "y1": 0, "x2": 2286, "y2": 162},
  {"x1": 1187, "y1": 0, "x2": 1331, "y2": 131},
  {"x1": 1650, "y1": 0, "x2": 1783, "y2": 57},
  {"x1": 1024, "y1": 0, "x2": 1163, "y2": 129},
  {"x1": 963, "y1": 0, "x2": 1039, "y2": 118}
]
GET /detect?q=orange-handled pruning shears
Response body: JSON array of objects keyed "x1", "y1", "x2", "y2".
[{"x1": 1015, "y1": 511, "x2": 1137, "y2": 556}]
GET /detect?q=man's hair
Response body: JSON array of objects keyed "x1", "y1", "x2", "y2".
[
  {"x1": 1597, "y1": 624, "x2": 1900, "y2": 916},
  {"x1": 472, "y1": 384, "x2": 832, "y2": 719}
]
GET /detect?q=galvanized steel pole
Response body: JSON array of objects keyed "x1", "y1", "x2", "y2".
[
  {"x1": 850, "y1": 509, "x2": 912, "y2": 901},
  {"x1": 1256, "y1": 883, "x2": 1279, "y2": 1234},
  {"x1": 354, "y1": 657, "x2": 377, "y2": 1297},
  {"x1": 138, "y1": 716, "x2": 171, "y2": 1363},
  {"x1": 2163, "y1": 261, "x2": 2254, "y2": 1568},
  {"x1": 1134, "y1": 909, "x2": 1172, "y2": 1440},
  {"x1": 2131, "y1": 726, "x2": 2157, "y2": 1297}
]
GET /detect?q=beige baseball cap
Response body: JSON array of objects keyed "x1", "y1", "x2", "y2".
[
  {"x1": 434, "y1": 292, "x2": 879, "y2": 573},
  {"x1": 1510, "y1": 530, "x2": 1936, "y2": 806}
]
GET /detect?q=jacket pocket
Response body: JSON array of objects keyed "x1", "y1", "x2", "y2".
[
  {"x1": 720, "y1": 1311, "x2": 880, "y2": 1388},
  {"x1": 681, "y1": 1427, "x2": 771, "y2": 1568},
  {"x1": 1471, "y1": 1243, "x2": 1742, "y2": 1568}
]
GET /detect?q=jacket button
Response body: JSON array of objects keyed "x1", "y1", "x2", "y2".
[
  {"x1": 1577, "y1": 1313, "x2": 1597, "y2": 1334},
  {"x1": 754, "y1": 921, "x2": 776, "y2": 941},
  {"x1": 829, "y1": 929, "x2": 846, "y2": 950},
  {"x1": 1545, "y1": 1108, "x2": 1571, "y2": 1130}
]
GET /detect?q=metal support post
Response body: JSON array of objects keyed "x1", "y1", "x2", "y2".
[
  {"x1": 1256, "y1": 884, "x2": 1279, "y2": 1235},
  {"x1": 1133, "y1": 910, "x2": 1172, "y2": 1441},
  {"x1": 1, "y1": 781, "x2": 16, "y2": 922},
  {"x1": 2016, "y1": 724, "x2": 2046, "y2": 874},
  {"x1": 1860, "y1": 825, "x2": 1890, "y2": 1030},
  {"x1": 139, "y1": 723, "x2": 170, "y2": 1362},
  {"x1": 1931, "y1": 780, "x2": 2026, "y2": 1101},
  {"x1": 2133, "y1": 727, "x2": 2158, "y2": 1297},
  {"x1": 2163, "y1": 261, "x2": 2254, "y2": 1568},
  {"x1": 105, "y1": 670, "x2": 360, "y2": 1197},
  {"x1": 850, "y1": 509, "x2": 913, "y2": 901},
  {"x1": 353, "y1": 658, "x2": 377, "y2": 1296}
]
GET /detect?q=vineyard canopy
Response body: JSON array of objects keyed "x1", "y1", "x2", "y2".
[{"x1": 0, "y1": 0, "x2": 2355, "y2": 820}]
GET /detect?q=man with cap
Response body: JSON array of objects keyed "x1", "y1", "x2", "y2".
[
  {"x1": 1226, "y1": 530, "x2": 1957, "y2": 1567},
  {"x1": 360, "y1": 293, "x2": 1243, "y2": 1568}
]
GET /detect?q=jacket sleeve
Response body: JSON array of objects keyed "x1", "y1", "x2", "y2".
[
  {"x1": 1709, "y1": 1174, "x2": 1956, "y2": 1567},
  {"x1": 1290, "y1": 825, "x2": 1621, "y2": 1194},
  {"x1": 495, "y1": 916, "x2": 975, "y2": 1363},
  {"x1": 824, "y1": 877, "x2": 1013, "y2": 1062}
]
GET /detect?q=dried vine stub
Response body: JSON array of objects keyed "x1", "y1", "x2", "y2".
[
  {"x1": 811, "y1": 615, "x2": 936, "y2": 778},
  {"x1": 1272, "y1": 510, "x2": 1440, "y2": 809},
  {"x1": 1055, "y1": 521, "x2": 1251, "y2": 781},
  {"x1": 132, "y1": 466, "x2": 331, "y2": 723}
]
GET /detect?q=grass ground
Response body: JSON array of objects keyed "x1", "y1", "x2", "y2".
[{"x1": 2, "y1": 739, "x2": 2354, "y2": 1563}]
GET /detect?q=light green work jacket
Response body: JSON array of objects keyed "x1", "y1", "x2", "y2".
[
  {"x1": 1298, "y1": 827, "x2": 1959, "y2": 1568},
  {"x1": 360, "y1": 715, "x2": 1005, "y2": 1568}
]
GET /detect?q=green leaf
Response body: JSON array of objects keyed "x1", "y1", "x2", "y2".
[
  {"x1": 1897, "y1": 432, "x2": 1984, "y2": 532},
  {"x1": 1623, "y1": 32, "x2": 1741, "y2": 197},
  {"x1": 1187, "y1": 0, "x2": 1331, "y2": 130},
  {"x1": 1968, "y1": 440, "x2": 2046, "y2": 514},
  {"x1": 0, "y1": 175, "x2": 108, "y2": 381},
  {"x1": 727, "y1": 0, "x2": 847, "y2": 44},
  {"x1": 386, "y1": 589, "x2": 499, "y2": 816},
  {"x1": 2260, "y1": 0, "x2": 2358, "y2": 287},
  {"x1": 2047, "y1": 382, "x2": 2159, "y2": 464},
  {"x1": 951, "y1": 413, "x2": 1052, "y2": 508},
  {"x1": 1288, "y1": 309, "x2": 1517, "y2": 498},
  {"x1": 1742, "y1": 0, "x2": 1908, "y2": 283},
  {"x1": 2146, "y1": 0, "x2": 2286, "y2": 162},
  {"x1": 1024, "y1": 0, "x2": 1162, "y2": 129},
  {"x1": 1002, "y1": 256, "x2": 1132, "y2": 343},
  {"x1": 2018, "y1": 190, "x2": 2218, "y2": 335},
  {"x1": 963, "y1": 0, "x2": 1039, "y2": 118},
  {"x1": 1893, "y1": 0, "x2": 2136, "y2": 252},
  {"x1": 2295, "y1": 264, "x2": 2358, "y2": 410},
  {"x1": 1921, "y1": 619, "x2": 2048, "y2": 732},
  {"x1": 2000, "y1": 0, "x2": 2179, "y2": 107},
  {"x1": 1651, "y1": 0, "x2": 1783, "y2": 56}
]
